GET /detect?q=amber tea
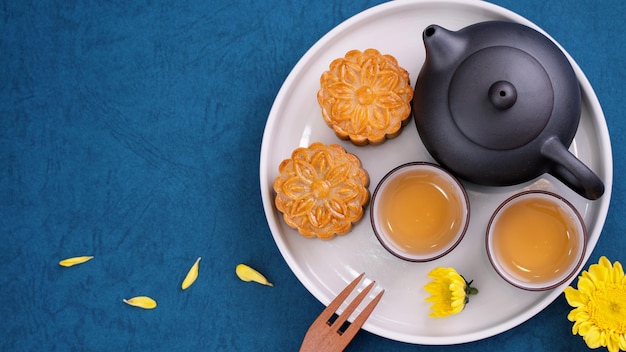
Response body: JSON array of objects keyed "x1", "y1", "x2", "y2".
[
  {"x1": 487, "y1": 191, "x2": 586, "y2": 290},
  {"x1": 371, "y1": 163, "x2": 469, "y2": 261}
]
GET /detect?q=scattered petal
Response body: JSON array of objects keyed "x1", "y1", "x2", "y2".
[
  {"x1": 59, "y1": 256, "x2": 94, "y2": 267},
  {"x1": 181, "y1": 257, "x2": 201, "y2": 290},
  {"x1": 236, "y1": 264, "x2": 273, "y2": 287},
  {"x1": 123, "y1": 296, "x2": 157, "y2": 309}
]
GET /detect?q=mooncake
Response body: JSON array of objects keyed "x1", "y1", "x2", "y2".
[
  {"x1": 318, "y1": 49, "x2": 413, "y2": 145},
  {"x1": 273, "y1": 142, "x2": 370, "y2": 239}
]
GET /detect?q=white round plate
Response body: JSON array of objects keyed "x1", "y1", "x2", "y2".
[{"x1": 260, "y1": 0, "x2": 612, "y2": 345}]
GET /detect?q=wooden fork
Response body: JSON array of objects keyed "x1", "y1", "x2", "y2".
[{"x1": 299, "y1": 273, "x2": 385, "y2": 352}]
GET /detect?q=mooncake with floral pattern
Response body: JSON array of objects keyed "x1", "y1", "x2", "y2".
[
  {"x1": 273, "y1": 142, "x2": 370, "y2": 239},
  {"x1": 318, "y1": 49, "x2": 413, "y2": 145}
]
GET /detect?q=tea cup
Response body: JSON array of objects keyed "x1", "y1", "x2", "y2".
[
  {"x1": 370, "y1": 162, "x2": 470, "y2": 262},
  {"x1": 486, "y1": 190, "x2": 587, "y2": 290}
]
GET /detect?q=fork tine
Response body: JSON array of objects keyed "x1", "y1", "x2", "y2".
[
  {"x1": 340, "y1": 289, "x2": 385, "y2": 341},
  {"x1": 316, "y1": 273, "x2": 365, "y2": 323},
  {"x1": 330, "y1": 280, "x2": 375, "y2": 332},
  {"x1": 300, "y1": 273, "x2": 384, "y2": 352}
]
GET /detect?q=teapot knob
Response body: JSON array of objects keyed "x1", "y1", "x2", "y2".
[{"x1": 488, "y1": 81, "x2": 517, "y2": 110}]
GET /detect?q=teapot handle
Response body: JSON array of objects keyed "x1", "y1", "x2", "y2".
[{"x1": 541, "y1": 137, "x2": 604, "y2": 200}]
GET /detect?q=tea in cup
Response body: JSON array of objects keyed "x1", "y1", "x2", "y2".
[
  {"x1": 486, "y1": 191, "x2": 587, "y2": 290},
  {"x1": 370, "y1": 162, "x2": 470, "y2": 262}
]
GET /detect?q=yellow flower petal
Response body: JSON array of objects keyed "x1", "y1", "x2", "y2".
[
  {"x1": 181, "y1": 257, "x2": 201, "y2": 290},
  {"x1": 236, "y1": 264, "x2": 273, "y2": 287},
  {"x1": 123, "y1": 296, "x2": 157, "y2": 309},
  {"x1": 576, "y1": 276, "x2": 597, "y2": 296},
  {"x1": 59, "y1": 256, "x2": 94, "y2": 267},
  {"x1": 619, "y1": 334, "x2": 626, "y2": 350},
  {"x1": 572, "y1": 315, "x2": 592, "y2": 334},
  {"x1": 583, "y1": 326, "x2": 602, "y2": 348},
  {"x1": 564, "y1": 286, "x2": 588, "y2": 307},
  {"x1": 607, "y1": 334, "x2": 620, "y2": 352},
  {"x1": 599, "y1": 255, "x2": 612, "y2": 269},
  {"x1": 611, "y1": 261, "x2": 624, "y2": 284}
]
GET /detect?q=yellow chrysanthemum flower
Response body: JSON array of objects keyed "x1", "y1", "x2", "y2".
[
  {"x1": 564, "y1": 256, "x2": 626, "y2": 352},
  {"x1": 424, "y1": 267, "x2": 478, "y2": 318}
]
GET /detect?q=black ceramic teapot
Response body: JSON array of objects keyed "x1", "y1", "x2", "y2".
[{"x1": 413, "y1": 21, "x2": 604, "y2": 200}]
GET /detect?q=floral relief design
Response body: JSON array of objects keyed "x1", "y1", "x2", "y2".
[
  {"x1": 317, "y1": 48, "x2": 413, "y2": 145},
  {"x1": 273, "y1": 143, "x2": 369, "y2": 239}
]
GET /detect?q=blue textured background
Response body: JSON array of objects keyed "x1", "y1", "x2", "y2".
[{"x1": 1, "y1": 1, "x2": 625, "y2": 351}]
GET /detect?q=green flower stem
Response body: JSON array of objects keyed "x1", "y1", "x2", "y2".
[{"x1": 462, "y1": 277, "x2": 479, "y2": 304}]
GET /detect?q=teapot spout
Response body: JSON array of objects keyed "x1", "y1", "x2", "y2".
[{"x1": 422, "y1": 25, "x2": 466, "y2": 71}]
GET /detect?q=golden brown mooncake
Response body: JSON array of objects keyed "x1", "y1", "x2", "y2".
[
  {"x1": 273, "y1": 142, "x2": 370, "y2": 239},
  {"x1": 317, "y1": 49, "x2": 413, "y2": 145}
]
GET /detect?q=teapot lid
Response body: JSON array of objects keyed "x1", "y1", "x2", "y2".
[{"x1": 449, "y1": 46, "x2": 553, "y2": 150}]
